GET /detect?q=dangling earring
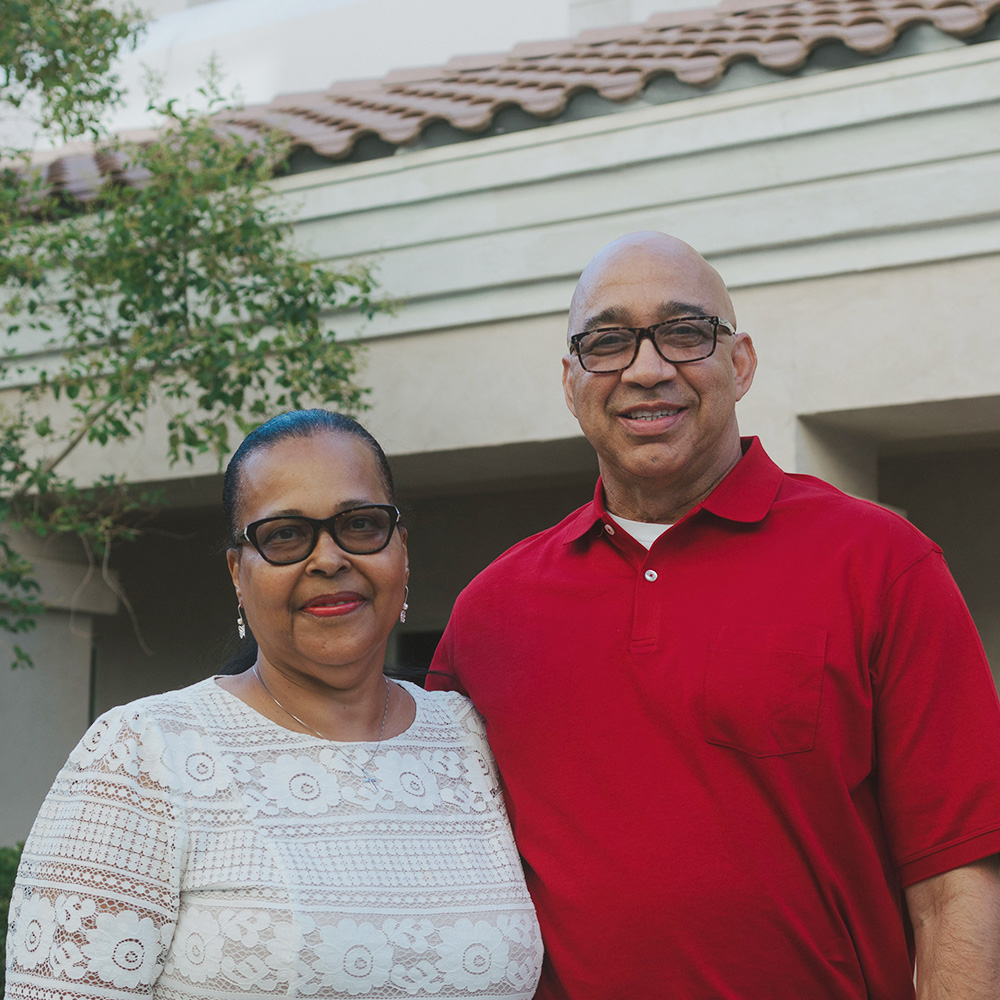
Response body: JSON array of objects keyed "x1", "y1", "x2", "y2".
[
  {"x1": 399, "y1": 586, "x2": 409, "y2": 624},
  {"x1": 237, "y1": 605, "x2": 246, "y2": 640}
]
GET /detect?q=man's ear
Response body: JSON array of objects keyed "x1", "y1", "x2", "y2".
[
  {"x1": 732, "y1": 333, "x2": 757, "y2": 402},
  {"x1": 562, "y1": 355, "x2": 578, "y2": 418}
]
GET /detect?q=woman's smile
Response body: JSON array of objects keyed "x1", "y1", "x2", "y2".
[{"x1": 299, "y1": 591, "x2": 366, "y2": 616}]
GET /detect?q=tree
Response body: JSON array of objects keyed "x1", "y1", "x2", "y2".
[
  {"x1": 1, "y1": 0, "x2": 145, "y2": 663},
  {"x1": 0, "y1": 0, "x2": 144, "y2": 144},
  {"x1": 1, "y1": 12, "x2": 380, "y2": 667}
]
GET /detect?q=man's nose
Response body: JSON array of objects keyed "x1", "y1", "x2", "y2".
[{"x1": 622, "y1": 335, "x2": 678, "y2": 387}]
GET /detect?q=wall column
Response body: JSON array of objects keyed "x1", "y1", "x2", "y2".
[
  {"x1": 794, "y1": 419, "x2": 880, "y2": 503},
  {"x1": 0, "y1": 552, "x2": 118, "y2": 844}
]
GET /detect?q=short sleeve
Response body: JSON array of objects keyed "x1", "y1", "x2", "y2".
[
  {"x1": 5, "y1": 705, "x2": 185, "y2": 998},
  {"x1": 426, "y1": 615, "x2": 465, "y2": 694},
  {"x1": 872, "y1": 551, "x2": 1000, "y2": 886}
]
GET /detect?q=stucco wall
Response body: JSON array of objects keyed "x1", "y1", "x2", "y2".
[
  {"x1": 13, "y1": 42, "x2": 1000, "y2": 493},
  {"x1": 0, "y1": 612, "x2": 93, "y2": 844}
]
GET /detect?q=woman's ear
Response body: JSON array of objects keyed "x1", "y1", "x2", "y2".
[
  {"x1": 399, "y1": 527, "x2": 409, "y2": 585},
  {"x1": 227, "y1": 548, "x2": 241, "y2": 597}
]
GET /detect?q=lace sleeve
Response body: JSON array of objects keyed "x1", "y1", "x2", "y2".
[
  {"x1": 433, "y1": 691, "x2": 504, "y2": 803},
  {"x1": 5, "y1": 704, "x2": 186, "y2": 999}
]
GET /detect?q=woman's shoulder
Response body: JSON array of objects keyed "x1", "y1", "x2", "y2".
[
  {"x1": 95, "y1": 676, "x2": 224, "y2": 723},
  {"x1": 78, "y1": 677, "x2": 232, "y2": 754},
  {"x1": 400, "y1": 680, "x2": 474, "y2": 717},
  {"x1": 398, "y1": 680, "x2": 489, "y2": 744}
]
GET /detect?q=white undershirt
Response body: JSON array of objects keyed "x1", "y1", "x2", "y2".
[{"x1": 608, "y1": 513, "x2": 673, "y2": 549}]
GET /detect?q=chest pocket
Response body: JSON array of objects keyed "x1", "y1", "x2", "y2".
[{"x1": 704, "y1": 624, "x2": 828, "y2": 757}]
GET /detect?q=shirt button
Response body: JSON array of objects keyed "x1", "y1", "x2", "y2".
[
  {"x1": 644, "y1": 569, "x2": 658, "y2": 582},
  {"x1": 604, "y1": 524, "x2": 615, "y2": 535}
]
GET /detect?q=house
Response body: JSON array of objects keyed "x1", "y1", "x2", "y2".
[{"x1": 2, "y1": 0, "x2": 998, "y2": 844}]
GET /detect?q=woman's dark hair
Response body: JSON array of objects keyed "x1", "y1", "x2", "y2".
[{"x1": 218, "y1": 409, "x2": 396, "y2": 675}]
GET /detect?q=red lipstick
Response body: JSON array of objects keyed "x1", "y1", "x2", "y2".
[{"x1": 300, "y1": 593, "x2": 365, "y2": 617}]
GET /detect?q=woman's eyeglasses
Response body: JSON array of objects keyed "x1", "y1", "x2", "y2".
[{"x1": 241, "y1": 504, "x2": 401, "y2": 564}]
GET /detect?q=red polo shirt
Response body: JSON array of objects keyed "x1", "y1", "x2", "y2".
[{"x1": 428, "y1": 438, "x2": 1000, "y2": 1000}]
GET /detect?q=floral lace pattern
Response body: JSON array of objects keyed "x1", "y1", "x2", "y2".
[{"x1": 5, "y1": 679, "x2": 542, "y2": 998}]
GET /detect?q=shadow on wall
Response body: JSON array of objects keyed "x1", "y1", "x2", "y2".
[
  {"x1": 91, "y1": 474, "x2": 599, "y2": 709},
  {"x1": 92, "y1": 508, "x2": 236, "y2": 717},
  {"x1": 880, "y1": 442, "x2": 1000, "y2": 684}
]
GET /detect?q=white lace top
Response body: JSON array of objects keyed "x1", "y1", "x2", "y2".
[{"x1": 5, "y1": 678, "x2": 542, "y2": 999}]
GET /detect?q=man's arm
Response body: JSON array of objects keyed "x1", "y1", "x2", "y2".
[{"x1": 905, "y1": 854, "x2": 1000, "y2": 999}]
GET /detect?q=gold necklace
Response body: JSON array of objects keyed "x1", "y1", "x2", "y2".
[{"x1": 252, "y1": 664, "x2": 390, "y2": 792}]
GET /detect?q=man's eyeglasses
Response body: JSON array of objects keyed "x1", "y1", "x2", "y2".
[
  {"x1": 241, "y1": 504, "x2": 401, "y2": 565},
  {"x1": 569, "y1": 316, "x2": 736, "y2": 373}
]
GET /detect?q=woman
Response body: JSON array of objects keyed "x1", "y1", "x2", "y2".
[{"x1": 5, "y1": 410, "x2": 542, "y2": 999}]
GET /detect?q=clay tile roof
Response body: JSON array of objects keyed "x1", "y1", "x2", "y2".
[
  {"x1": 207, "y1": 0, "x2": 1000, "y2": 158},
  {"x1": 33, "y1": 0, "x2": 1000, "y2": 199}
]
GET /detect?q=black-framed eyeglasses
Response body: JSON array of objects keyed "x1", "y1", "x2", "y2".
[
  {"x1": 241, "y1": 504, "x2": 401, "y2": 565},
  {"x1": 569, "y1": 316, "x2": 737, "y2": 373}
]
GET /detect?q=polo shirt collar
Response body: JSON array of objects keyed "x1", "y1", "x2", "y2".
[
  {"x1": 559, "y1": 436, "x2": 783, "y2": 543},
  {"x1": 558, "y1": 484, "x2": 609, "y2": 544},
  {"x1": 699, "y1": 437, "x2": 784, "y2": 523}
]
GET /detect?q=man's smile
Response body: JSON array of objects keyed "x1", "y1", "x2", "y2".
[
  {"x1": 615, "y1": 402, "x2": 689, "y2": 434},
  {"x1": 621, "y1": 406, "x2": 684, "y2": 421}
]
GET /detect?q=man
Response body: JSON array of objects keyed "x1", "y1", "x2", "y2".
[{"x1": 427, "y1": 232, "x2": 1000, "y2": 999}]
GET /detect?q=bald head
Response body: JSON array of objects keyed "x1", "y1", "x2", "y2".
[
  {"x1": 561, "y1": 230, "x2": 756, "y2": 522},
  {"x1": 568, "y1": 231, "x2": 735, "y2": 339}
]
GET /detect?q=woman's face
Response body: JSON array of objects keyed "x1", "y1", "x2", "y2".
[{"x1": 227, "y1": 431, "x2": 408, "y2": 692}]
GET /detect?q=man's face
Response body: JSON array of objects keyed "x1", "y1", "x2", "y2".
[{"x1": 562, "y1": 234, "x2": 756, "y2": 517}]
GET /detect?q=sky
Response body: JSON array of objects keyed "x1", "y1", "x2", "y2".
[{"x1": 106, "y1": 0, "x2": 575, "y2": 134}]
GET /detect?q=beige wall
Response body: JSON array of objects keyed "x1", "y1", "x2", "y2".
[
  {"x1": 10, "y1": 42, "x2": 999, "y2": 490},
  {"x1": 360, "y1": 316, "x2": 579, "y2": 459},
  {"x1": 0, "y1": 612, "x2": 93, "y2": 845},
  {"x1": 731, "y1": 254, "x2": 1000, "y2": 487},
  {"x1": 0, "y1": 530, "x2": 119, "y2": 843}
]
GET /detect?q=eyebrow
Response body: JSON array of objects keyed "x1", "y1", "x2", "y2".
[
  {"x1": 580, "y1": 300, "x2": 712, "y2": 332},
  {"x1": 256, "y1": 499, "x2": 381, "y2": 520}
]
